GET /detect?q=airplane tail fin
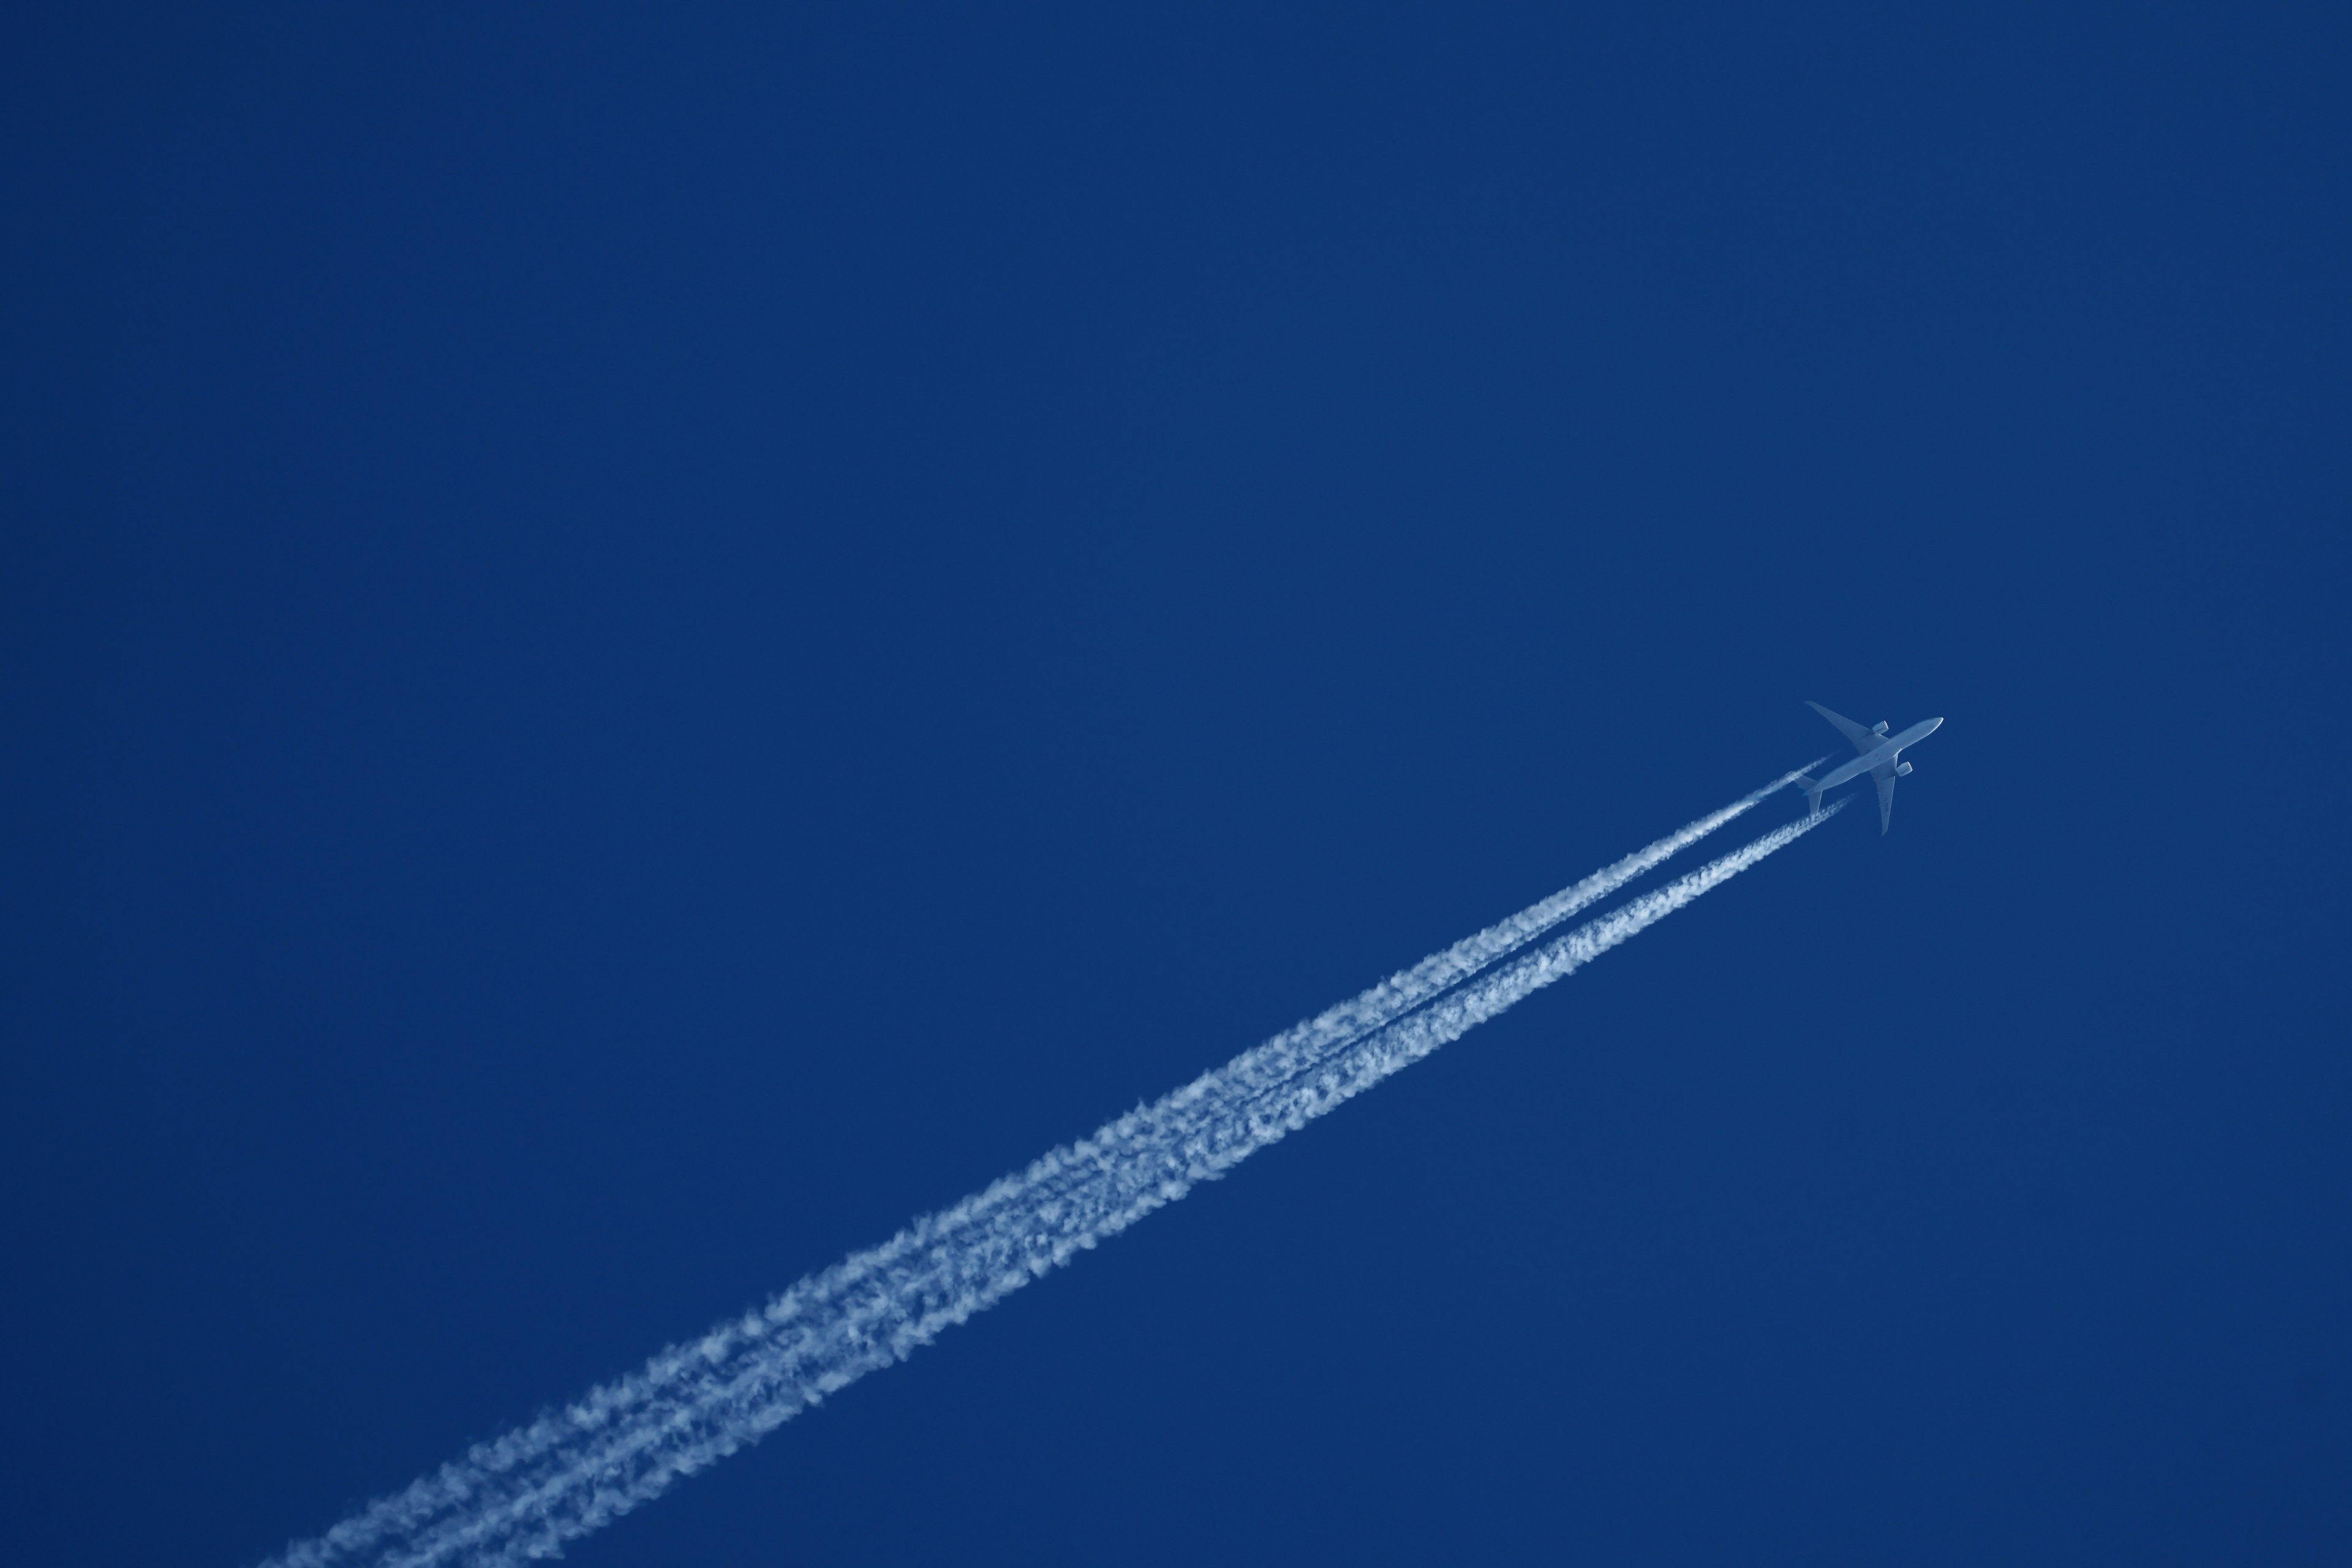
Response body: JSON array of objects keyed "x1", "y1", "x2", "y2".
[{"x1": 1794, "y1": 774, "x2": 1825, "y2": 816}]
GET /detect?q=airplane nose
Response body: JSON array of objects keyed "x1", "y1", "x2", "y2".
[{"x1": 1927, "y1": 717, "x2": 1945, "y2": 733}]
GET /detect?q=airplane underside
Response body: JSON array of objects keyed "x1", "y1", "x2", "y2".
[{"x1": 1798, "y1": 701, "x2": 1942, "y2": 835}]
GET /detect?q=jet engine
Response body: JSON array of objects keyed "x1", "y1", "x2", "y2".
[{"x1": 1894, "y1": 761, "x2": 1913, "y2": 777}]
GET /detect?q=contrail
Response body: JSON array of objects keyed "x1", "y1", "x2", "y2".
[
  {"x1": 266, "y1": 769, "x2": 1806, "y2": 1568},
  {"x1": 264, "y1": 784, "x2": 1833, "y2": 1568},
  {"x1": 1213, "y1": 761, "x2": 1823, "y2": 1107}
]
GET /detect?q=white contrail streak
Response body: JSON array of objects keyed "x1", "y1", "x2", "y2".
[
  {"x1": 265, "y1": 785, "x2": 1833, "y2": 1568},
  {"x1": 1215, "y1": 762, "x2": 1822, "y2": 1106},
  {"x1": 266, "y1": 770, "x2": 1804, "y2": 1568}
]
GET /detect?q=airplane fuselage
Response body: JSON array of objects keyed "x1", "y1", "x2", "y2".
[{"x1": 1811, "y1": 717, "x2": 1943, "y2": 794}]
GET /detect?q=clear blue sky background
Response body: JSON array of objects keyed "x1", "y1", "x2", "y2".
[{"x1": 4, "y1": 5, "x2": 2346, "y2": 1564}]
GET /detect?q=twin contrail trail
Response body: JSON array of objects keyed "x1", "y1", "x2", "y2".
[{"x1": 265, "y1": 773, "x2": 1838, "y2": 1568}]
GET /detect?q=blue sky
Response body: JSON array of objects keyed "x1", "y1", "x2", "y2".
[{"x1": 3, "y1": 5, "x2": 2346, "y2": 1564}]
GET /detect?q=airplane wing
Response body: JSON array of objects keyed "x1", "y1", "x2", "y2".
[
  {"x1": 1807, "y1": 701, "x2": 1881, "y2": 756},
  {"x1": 1873, "y1": 763, "x2": 1896, "y2": 834}
]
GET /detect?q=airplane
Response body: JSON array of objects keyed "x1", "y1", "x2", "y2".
[{"x1": 1795, "y1": 701, "x2": 1944, "y2": 833}]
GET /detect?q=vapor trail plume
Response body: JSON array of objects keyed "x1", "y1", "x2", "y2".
[
  {"x1": 265, "y1": 788, "x2": 1833, "y2": 1568},
  {"x1": 267, "y1": 771, "x2": 1804, "y2": 1568},
  {"x1": 1220, "y1": 761, "x2": 1822, "y2": 1104}
]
